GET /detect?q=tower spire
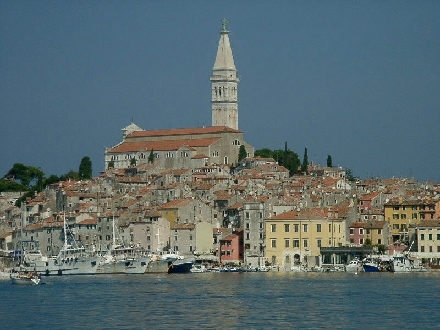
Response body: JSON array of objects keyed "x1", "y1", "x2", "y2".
[{"x1": 211, "y1": 19, "x2": 239, "y2": 129}]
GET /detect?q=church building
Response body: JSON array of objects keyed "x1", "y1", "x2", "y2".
[{"x1": 105, "y1": 20, "x2": 254, "y2": 170}]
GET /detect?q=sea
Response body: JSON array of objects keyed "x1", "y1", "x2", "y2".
[{"x1": 1, "y1": 271, "x2": 439, "y2": 329}]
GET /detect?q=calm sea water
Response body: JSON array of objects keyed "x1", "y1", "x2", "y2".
[{"x1": 1, "y1": 271, "x2": 439, "y2": 329}]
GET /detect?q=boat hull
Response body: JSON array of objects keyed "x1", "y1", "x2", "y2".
[{"x1": 168, "y1": 261, "x2": 193, "y2": 274}]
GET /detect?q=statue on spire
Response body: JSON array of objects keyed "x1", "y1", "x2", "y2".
[{"x1": 221, "y1": 18, "x2": 228, "y2": 31}]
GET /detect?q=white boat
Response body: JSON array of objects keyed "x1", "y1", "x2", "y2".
[
  {"x1": 190, "y1": 264, "x2": 207, "y2": 273},
  {"x1": 392, "y1": 253, "x2": 427, "y2": 272},
  {"x1": 97, "y1": 215, "x2": 150, "y2": 274},
  {"x1": 51, "y1": 213, "x2": 99, "y2": 275},
  {"x1": 10, "y1": 269, "x2": 41, "y2": 285},
  {"x1": 345, "y1": 259, "x2": 363, "y2": 273}
]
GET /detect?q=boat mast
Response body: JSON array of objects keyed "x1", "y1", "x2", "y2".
[{"x1": 112, "y1": 212, "x2": 116, "y2": 247}]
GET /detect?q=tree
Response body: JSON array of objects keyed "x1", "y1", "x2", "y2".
[
  {"x1": 108, "y1": 160, "x2": 114, "y2": 169},
  {"x1": 148, "y1": 150, "x2": 155, "y2": 164},
  {"x1": 255, "y1": 146, "x2": 300, "y2": 176},
  {"x1": 301, "y1": 147, "x2": 309, "y2": 174},
  {"x1": 60, "y1": 170, "x2": 79, "y2": 181},
  {"x1": 345, "y1": 168, "x2": 356, "y2": 182},
  {"x1": 130, "y1": 157, "x2": 137, "y2": 167},
  {"x1": 5, "y1": 163, "x2": 44, "y2": 187},
  {"x1": 327, "y1": 155, "x2": 332, "y2": 168},
  {"x1": 238, "y1": 145, "x2": 247, "y2": 162},
  {"x1": 78, "y1": 156, "x2": 92, "y2": 179},
  {"x1": 254, "y1": 148, "x2": 272, "y2": 159}
]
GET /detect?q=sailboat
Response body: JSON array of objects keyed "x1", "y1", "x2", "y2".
[
  {"x1": 97, "y1": 214, "x2": 150, "y2": 274},
  {"x1": 50, "y1": 212, "x2": 100, "y2": 275}
]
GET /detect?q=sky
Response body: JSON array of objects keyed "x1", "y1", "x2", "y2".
[{"x1": 1, "y1": 1, "x2": 439, "y2": 183}]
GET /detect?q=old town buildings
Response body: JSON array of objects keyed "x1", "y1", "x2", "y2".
[{"x1": 1, "y1": 21, "x2": 440, "y2": 270}]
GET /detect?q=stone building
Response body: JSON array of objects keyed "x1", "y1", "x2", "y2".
[{"x1": 104, "y1": 20, "x2": 253, "y2": 171}]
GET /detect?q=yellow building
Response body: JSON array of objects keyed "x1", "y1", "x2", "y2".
[
  {"x1": 265, "y1": 207, "x2": 348, "y2": 270},
  {"x1": 384, "y1": 197, "x2": 440, "y2": 242}
]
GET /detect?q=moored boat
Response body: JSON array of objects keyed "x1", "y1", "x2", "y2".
[
  {"x1": 10, "y1": 269, "x2": 41, "y2": 285},
  {"x1": 346, "y1": 258, "x2": 363, "y2": 273},
  {"x1": 392, "y1": 253, "x2": 427, "y2": 272},
  {"x1": 362, "y1": 256, "x2": 394, "y2": 272}
]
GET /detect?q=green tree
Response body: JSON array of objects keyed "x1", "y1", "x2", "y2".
[
  {"x1": 255, "y1": 146, "x2": 300, "y2": 176},
  {"x1": 108, "y1": 160, "x2": 115, "y2": 169},
  {"x1": 327, "y1": 155, "x2": 332, "y2": 168},
  {"x1": 60, "y1": 170, "x2": 79, "y2": 181},
  {"x1": 148, "y1": 150, "x2": 155, "y2": 164},
  {"x1": 345, "y1": 168, "x2": 356, "y2": 182},
  {"x1": 254, "y1": 148, "x2": 272, "y2": 158},
  {"x1": 238, "y1": 145, "x2": 247, "y2": 162},
  {"x1": 130, "y1": 157, "x2": 137, "y2": 167},
  {"x1": 78, "y1": 156, "x2": 92, "y2": 179},
  {"x1": 5, "y1": 163, "x2": 44, "y2": 187},
  {"x1": 301, "y1": 147, "x2": 309, "y2": 174}
]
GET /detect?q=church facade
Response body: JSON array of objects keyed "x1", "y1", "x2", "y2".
[{"x1": 105, "y1": 20, "x2": 254, "y2": 170}]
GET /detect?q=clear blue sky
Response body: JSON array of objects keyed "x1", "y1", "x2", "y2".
[{"x1": 1, "y1": 1, "x2": 439, "y2": 182}]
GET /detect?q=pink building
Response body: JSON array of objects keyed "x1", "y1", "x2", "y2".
[
  {"x1": 219, "y1": 229, "x2": 243, "y2": 265},
  {"x1": 349, "y1": 222, "x2": 366, "y2": 246}
]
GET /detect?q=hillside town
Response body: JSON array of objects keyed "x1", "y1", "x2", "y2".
[{"x1": 1, "y1": 19, "x2": 439, "y2": 273}]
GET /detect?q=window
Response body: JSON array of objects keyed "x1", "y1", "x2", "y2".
[
  {"x1": 412, "y1": 213, "x2": 418, "y2": 219},
  {"x1": 421, "y1": 234, "x2": 425, "y2": 240},
  {"x1": 259, "y1": 222, "x2": 264, "y2": 229},
  {"x1": 421, "y1": 246, "x2": 425, "y2": 252},
  {"x1": 189, "y1": 235, "x2": 193, "y2": 241},
  {"x1": 303, "y1": 239, "x2": 308, "y2": 248},
  {"x1": 429, "y1": 246, "x2": 433, "y2": 252},
  {"x1": 393, "y1": 224, "x2": 399, "y2": 229},
  {"x1": 378, "y1": 239, "x2": 382, "y2": 245},
  {"x1": 285, "y1": 239, "x2": 290, "y2": 248},
  {"x1": 437, "y1": 234, "x2": 440, "y2": 240},
  {"x1": 360, "y1": 238, "x2": 364, "y2": 245},
  {"x1": 429, "y1": 234, "x2": 432, "y2": 240},
  {"x1": 303, "y1": 224, "x2": 308, "y2": 233},
  {"x1": 271, "y1": 239, "x2": 277, "y2": 248},
  {"x1": 245, "y1": 212, "x2": 250, "y2": 219},
  {"x1": 284, "y1": 224, "x2": 290, "y2": 232},
  {"x1": 294, "y1": 224, "x2": 299, "y2": 232},
  {"x1": 359, "y1": 228, "x2": 364, "y2": 235},
  {"x1": 293, "y1": 239, "x2": 299, "y2": 248},
  {"x1": 350, "y1": 228, "x2": 354, "y2": 235},
  {"x1": 401, "y1": 214, "x2": 406, "y2": 219},
  {"x1": 271, "y1": 224, "x2": 276, "y2": 233},
  {"x1": 317, "y1": 239, "x2": 322, "y2": 248},
  {"x1": 317, "y1": 224, "x2": 321, "y2": 233},
  {"x1": 393, "y1": 214, "x2": 399, "y2": 219},
  {"x1": 245, "y1": 223, "x2": 250, "y2": 230},
  {"x1": 378, "y1": 229, "x2": 382, "y2": 235},
  {"x1": 393, "y1": 206, "x2": 399, "y2": 210}
]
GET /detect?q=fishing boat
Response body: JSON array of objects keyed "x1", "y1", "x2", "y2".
[
  {"x1": 392, "y1": 253, "x2": 427, "y2": 272},
  {"x1": 50, "y1": 213, "x2": 99, "y2": 275},
  {"x1": 362, "y1": 256, "x2": 394, "y2": 272},
  {"x1": 168, "y1": 257, "x2": 193, "y2": 273},
  {"x1": 10, "y1": 269, "x2": 41, "y2": 285},
  {"x1": 345, "y1": 258, "x2": 363, "y2": 273},
  {"x1": 97, "y1": 215, "x2": 150, "y2": 274}
]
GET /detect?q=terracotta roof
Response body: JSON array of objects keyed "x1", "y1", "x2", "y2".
[
  {"x1": 418, "y1": 220, "x2": 440, "y2": 228},
  {"x1": 77, "y1": 218, "x2": 98, "y2": 225},
  {"x1": 108, "y1": 138, "x2": 220, "y2": 153},
  {"x1": 159, "y1": 198, "x2": 194, "y2": 209},
  {"x1": 172, "y1": 223, "x2": 195, "y2": 230},
  {"x1": 127, "y1": 126, "x2": 242, "y2": 138}
]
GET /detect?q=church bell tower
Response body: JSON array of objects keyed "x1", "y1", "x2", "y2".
[{"x1": 211, "y1": 19, "x2": 239, "y2": 129}]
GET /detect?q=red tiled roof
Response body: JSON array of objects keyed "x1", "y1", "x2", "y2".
[
  {"x1": 108, "y1": 138, "x2": 220, "y2": 153},
  {"x1": 128, "y1": 126, "x2": 242, "y2": 138}
]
